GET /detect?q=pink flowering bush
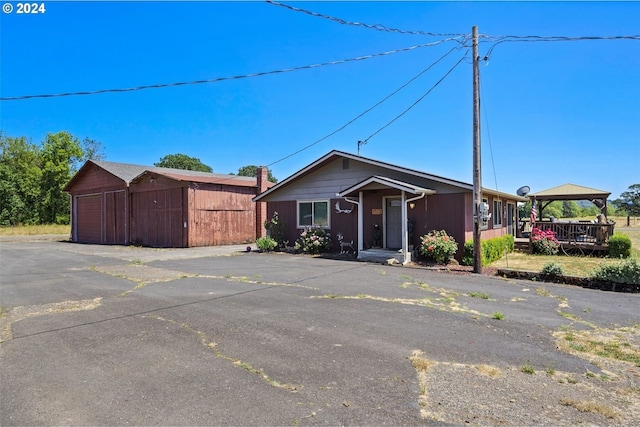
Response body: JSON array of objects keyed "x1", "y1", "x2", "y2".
[
  {"x1": 419, "y1": 230, "x2": 458, "y2": 264},
  {"x1": 295, "y1": 227, "x2": 332, "y2": 254},
  {"x1": 531, "y1": 227, "x2": 560, "y2": 255}
]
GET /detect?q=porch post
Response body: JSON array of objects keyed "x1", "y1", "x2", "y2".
[
  {"x1": 401, "y1": 190, "x2": 409, "y2": 264},
  {"x1": 358, "y1": 191, "x2": 364, "y2": 252}
]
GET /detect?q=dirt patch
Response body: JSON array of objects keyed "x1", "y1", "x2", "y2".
[{"x1": 410, "y1": 348, "x2": 640, "y2": 426}]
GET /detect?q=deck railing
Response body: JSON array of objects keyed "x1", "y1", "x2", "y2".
[{"x1": 533, "y1": 220, "x2": 615, "y2": 245}]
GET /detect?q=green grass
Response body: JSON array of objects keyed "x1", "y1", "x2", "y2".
[
  {"x1": 0, "y1": 224, "x2": 70, "y2": 236},
  {"x1": 492, "y1": 311, "x2": 505, "y2": 320},
  {"x1": 491, "y1": 224, "x2": 640, "y2": 277},
  {"x1": 469, "y1": 291, "x2": 490, "y2": 299},
  {"x1": 520, "y1": 364, "x2": 535, "y2": 374}
]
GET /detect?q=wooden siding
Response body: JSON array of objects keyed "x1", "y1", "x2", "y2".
[
  {"x1": 104, "y1": 191, "x2": 126, "y2": 244},
  {"x1": 130, "y1": 187, "x2": 185, "y2": 247},
  {"x1": 76, "y1": 194, "x2": 102, "y2": 244},
  {"x1": 188, "y1": 185, "x2": 256, "y2": 246},
  {"x1": 67, "y1": 163, "x2": 126, "y2": 194},
  {"x1": 67, "y1": 163, "x2": 128, "y2": 244},
  {"x1": 266, "y1": 201, "x2": 298, "y2": 246},
  {"x1": 259, "y1": 158, "x2": 471, "y2": 202}
]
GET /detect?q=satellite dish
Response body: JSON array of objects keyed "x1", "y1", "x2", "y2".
[{"x1": 516, "y1": 186, "x2": 530, "y2": 196}]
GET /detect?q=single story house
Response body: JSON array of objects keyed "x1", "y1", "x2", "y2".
[
  {"x1": 64, "y1": 160, "x2": 272, "y2": 247},
  {"x1": 253, "y1": 150, "x2": 527, "y2": 263}
]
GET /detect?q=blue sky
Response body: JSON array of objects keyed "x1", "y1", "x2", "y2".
[{"x1": 1, "y1": 1, "x2": 639, "y2": 199}]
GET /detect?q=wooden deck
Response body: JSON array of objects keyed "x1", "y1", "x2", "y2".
[{"x1": 531, "y1": 220, "x2": 615, "y2": 255}]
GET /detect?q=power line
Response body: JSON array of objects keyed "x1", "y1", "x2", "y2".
[
  {"x1": 0, "y1": 40, "x2": 456, "y2": 101},
  {"x1": 482, "y1": 34, "x2": 640, "y2": 58},
  {"x1": 265, "y1": 47, "x2": 463, "y2": 168},
  {"x1": 266, "y1": 0, "x2": 467, "y2": 39},
  {"x1": 359, "y1": 52, "x2": 468, "y2": 147}
]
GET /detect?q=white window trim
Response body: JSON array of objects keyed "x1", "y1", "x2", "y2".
[
  {"x1": 296, "y1": 200, "x2": 330, "y2": 229},
  {"x1": 493, "y1": 200, "x2": 503, "y2": 227}
]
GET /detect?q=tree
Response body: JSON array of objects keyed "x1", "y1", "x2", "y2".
[
  {"x1": 0, "y1": 131, "x2": 104, "y2": 226},
  {"x1": 236, "y1": 165, "x2": 278, "y2": 183},
  {"x1": 561, "y1": 200, "x2": 580, "y2": 218},
  {"x1": 39, "y1": 132, "x2": 84, "y2": 224},
  {"x1": 615, "y1": 184, "x2": 640, "y2": 216},
  {"x1": 155, "y1": 153, "x2": 212, "y2": 172},
  {"x1": 81, "y1": 137, "x2": 106, "y2": 163},
  {"x1": 0, "y1": 134, "x2": 41, "y2": 225}
]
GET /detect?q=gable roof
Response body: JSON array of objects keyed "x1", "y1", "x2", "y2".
[
  {"x1": 254, "y1": 150, "x2": 527, "y2": 202},
  {"x1": 529, "y1": 183, "x2": 611, "y2": 200},
  {"x1": 64, "y1": 159, "x2": 262, "y2": 191},
  {"x1": 337, "y1": 176, "x2": 436, "y2": 197},
  {"x1": 130, "y1": 169, "x2": 259, "y2": 188}
]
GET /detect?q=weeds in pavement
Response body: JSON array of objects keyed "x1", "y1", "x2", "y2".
[
  {"x1": 469, "y1": 292, "x2": 490, "y2": 299},
  {"x1": 559, "y1": 398, "x2": 618, "y2": 419},
  {"x1": 492, "y1": 311, "x2": 505, "y2": 320},
  {"x1": 520, "y1": 364, "x2": 535, "y2": 375}
]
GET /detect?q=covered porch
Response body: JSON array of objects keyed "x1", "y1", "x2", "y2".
[{"x1": 337, "y1": 176, "x2": 436, "y2": 265}]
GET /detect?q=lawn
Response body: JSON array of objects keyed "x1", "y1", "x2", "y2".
[
  {"x1": 490, "y1": 225, "x2": 640, "y2": 278},
  {"x1": 0, "y1": 224, "x2": 71, "y2": 236}
]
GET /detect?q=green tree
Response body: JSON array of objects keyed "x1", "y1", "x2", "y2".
[
  {"x1": 155, "y1": 153, "x2": 212, "y2": 172},
  {"x1": 543, "y1": 201, "x2": 563, "y2": 219},
  {"x1": 0, "y1": 134, "x2": 41, "y2": 225},
  {"x1": 39, "y1": 132, "x2": 84, "y2": 224},
  {"x1": 236, "y1": 165, "x2": 278, "y2": 183},
  {"x1": 0, "y1": 131, "x2": 105, "y2": 225},
  {"x1": 561, "y1": 200, "x2": 580, "y2": 218},
  {"x1": 615, "y1": 184, "x2": 640, "y2": 216}
]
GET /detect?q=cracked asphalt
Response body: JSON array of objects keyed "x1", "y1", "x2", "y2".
[{"x1": 1, "y1": 239, "x2": 638, "y2": 426}]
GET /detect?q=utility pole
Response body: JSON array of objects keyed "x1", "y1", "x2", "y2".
[{"x1": 472, "y1": 26, "x2": 483, "y2": 274}]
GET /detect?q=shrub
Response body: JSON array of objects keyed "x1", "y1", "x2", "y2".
[
  {"x1": 541, "y1": 262, "x2": 564, "y2": 278},
  {"x1": 294, "y1": 227, "x2": 331, "y2": 254},
  {"x1": 462, "y1": 241, "x2": 474, "y2": 266},
  {"x1": 461, "y1": 235, "x2": 515, "y2": 266},
  {"x1": 256, "y1": 236, "x2": 278, "y2": 252},
  {"x1": 608, "y1": 233, "x2": 632, "y2": 259},
  {"x1": 419, "y1": 230, "x2": 458, "y2": 264},
  {"x1": 591, "y1": 257, "x2": 640, "y2": 285},
  {"x1": 264, "y1": 211, "x2": 285, "y2": 249},
  {"x1": 531, "y1": 227, "x2": 560, "y2": 255}
]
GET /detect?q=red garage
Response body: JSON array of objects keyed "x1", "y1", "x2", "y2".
[{"x1": 64, "y1": 160, "x2": 271, "y2": 247}]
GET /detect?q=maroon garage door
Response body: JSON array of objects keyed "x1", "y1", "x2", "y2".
[{"x1": 76, "y1": 194, "x2": 102, "y2": 244}]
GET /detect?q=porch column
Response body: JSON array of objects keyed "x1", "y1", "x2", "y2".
[
  {"x1": 358, "y1": 191, "x2": 364, "y2": 252},
  {"x1": 401, "y1": 191, "x2": 409, "y2": 264}
]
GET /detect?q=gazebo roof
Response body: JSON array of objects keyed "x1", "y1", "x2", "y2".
[{"x1": 529, "y1": 183, "x2": 610, "y2": 201}]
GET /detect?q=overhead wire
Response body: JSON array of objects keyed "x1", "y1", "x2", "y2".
[
  {"x1": 0, "y1": 40, "x2": 458, "y2": 101},
  {"x1": 264, "y1": 46, "x2": 464, "y2": 168},
  {"x1": 359, "y1": 52, "x2": 468, "y2": 147},
  {"x1": 482, "y1": 34, "x2": 640, "y2": 59},
  {"x1": 266, "y1": 0, "x2": 467, "y2": 39}
]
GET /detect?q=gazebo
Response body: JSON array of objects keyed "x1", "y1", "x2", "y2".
[{"x1": 529, "y1": 183, "x2": 614, "y2": 255}]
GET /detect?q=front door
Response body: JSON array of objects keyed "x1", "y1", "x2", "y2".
[{"x1": 386, "y1": 198, "x2": 402, "y2": 249}]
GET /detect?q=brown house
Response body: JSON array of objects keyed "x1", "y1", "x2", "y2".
[
  {"x1": 253, "y1": 150, "x2": 526, "y2": 263},
  {"x1": 64, "y1": 160, "x2": 272, "y2": 247}
]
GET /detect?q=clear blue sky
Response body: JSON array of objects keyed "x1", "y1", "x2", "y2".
[{"x1": 1, "y1": 1, "x2": 639, "y2": 199}]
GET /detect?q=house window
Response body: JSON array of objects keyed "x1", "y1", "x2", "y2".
[
  {"x1": 481, "y1": 197, "x2": 489, "y2": 229},
  {"x1": 493, "y1": 200, "x2": 503, "y2": 227},
  {"x1": 297, "y1": 200, "x2": 329, "y2": 228}
]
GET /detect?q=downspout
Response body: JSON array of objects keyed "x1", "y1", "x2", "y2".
[
  {"x1": 341, "y1": 194, "x2": 362, "y2": 254},
  {"x1": 403, "y1": 192, "x2": 426, "y2": 265}
]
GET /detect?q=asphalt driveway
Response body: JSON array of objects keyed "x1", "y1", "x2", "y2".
[{"x1": 1, "y1": 239, "x2": 639, "y2": 426}]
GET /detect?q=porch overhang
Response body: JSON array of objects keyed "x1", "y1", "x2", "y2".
[
  {"x1": 337, "y1": 176, "x2": 435, "y2": 265},
  {"x1": 336, "y1": 176, "x2": 436, "y2": 198}
]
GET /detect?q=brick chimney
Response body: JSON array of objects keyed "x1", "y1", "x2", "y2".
[{"x1": 256, "y1": 166, "x2": 269, "y2": 238}]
